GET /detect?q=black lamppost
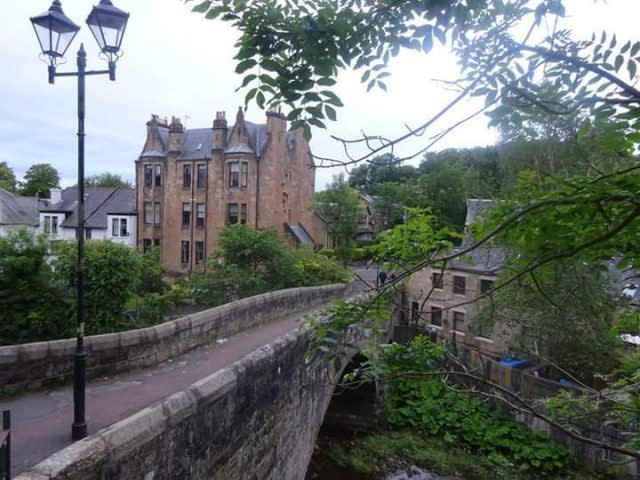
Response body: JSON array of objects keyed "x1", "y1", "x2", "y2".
[{"x1": 30, "y1": 0, "x2": 129, "y2": 442}]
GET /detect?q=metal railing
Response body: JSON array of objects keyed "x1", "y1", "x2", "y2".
[{"x1": 0, "y1": 410, "x2": 10, "y2": 480}]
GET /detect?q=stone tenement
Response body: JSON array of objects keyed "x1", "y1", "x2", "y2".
[
  {"x1": 15, "y1": 310, "x2": 377, "y2": 480},
  {"x1": 0, "y1": 284, "x2": 350, "y2": 394}
]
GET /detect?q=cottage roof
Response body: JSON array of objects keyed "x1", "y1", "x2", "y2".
[
  {"x1": 286, "y1": 223, "x2": 315, "y2": 247},
  {"x1": 41, "y1": 186, "x2": 135, "y2": 229},
  {"x1": 0, "y1": 188, "x2": 39, "y2": 226},
  {"x1": 448, "y1": 246, "x2": 506, "y2": 275}
]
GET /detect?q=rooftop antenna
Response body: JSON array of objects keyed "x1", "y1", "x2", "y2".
[{"x1": 184, "y1": 114, "x2": 191, "y2": 128}]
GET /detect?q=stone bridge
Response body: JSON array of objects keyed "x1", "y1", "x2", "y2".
[{"x1": 7, "y1": 278, "x2": 390, "y2": 479}]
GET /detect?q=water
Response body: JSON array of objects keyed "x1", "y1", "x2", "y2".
[{"x1": 386, "y1": 466, "x2": 459, "y2": 480}]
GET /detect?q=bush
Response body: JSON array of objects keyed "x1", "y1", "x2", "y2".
[
  {"x1": 290, "y1": 249, "x2": 351, "y2": 286},
  {"x1": 0, "y1": 229, "x2": 69, "y2": 344},
  {"x1": 351, "y1": 247, "x2": 369, "y2": 262},
  {"x1": 53, "y1": 240, "x2": 142, "y2": 335}
]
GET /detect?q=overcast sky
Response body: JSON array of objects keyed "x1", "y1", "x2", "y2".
[{"x1": 0, "y1": 1, "x2": 637, "y2": 189}]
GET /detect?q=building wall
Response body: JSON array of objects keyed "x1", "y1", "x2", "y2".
[
  {"x1": 405, "y1": 266, "x2": 515, "y2": 354},
  {"x1": 136, "y1": 111, "x2": 317, "y2": 275},
  {"x1": 0, "y1": 224, "x2": 36, "y2": 237}
]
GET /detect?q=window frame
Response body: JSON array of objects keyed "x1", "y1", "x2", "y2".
[
  {"x1": 196, "y1": 163, "x2": 206, "y2": 189},
  {"x1": 112, "y1": 218, "x2": 119, "y2": 236},
  {"x1": 154, "y1": 203, "x2": 162, "y2": 226},
  {"x1": 432, "y1": 272, "x2": 444, "y2": 289},
  {"x1": 195, "y1": 241, "x2": 205, "y2": 265},
  {"x1": 182, "y1": 203, "x2": 192, "y2": 228},
  {"x1": 183, "y1": 164, "x2": 192, "y2": 189},
  {"x1": 453, "y1": 311, "x2": 465, "y2": 332},
  {"x1": 453, "y1": 275, "x2": 466, "y2": 295},
  {"x1": 143, "y1": 202, "x2": 152, "y2": 224},
  {"x1": 120, "y1": 218, "x2": 128, "y2": 237},
  {"x1": 227, "y1": 203, "x2": 239, "y2": 224},
  {"x1": 240, "y1": 203, "x2": 248, "y2": 224},
  {"x1": 180, "y1": 240, "x2": 190, "y2": 265},
  {"x1": 154, "y1": 164, "x2": 162, "y2": 187},
  {"x1": 431, "y1": 306, "x2": 443, "y2": 327},
  {"x1": 480, "y1": 279, "x2": 494, "y2": 295},
  {"x1": 241, "y1": 161, "x2": 248, "y2": 187},
  {"x1": 229, "y1": 162, "x2": 240, "y2": 188},
  {"x1": 411, "y1": 301, "x2": 420, "y2": 323},
  {"x1": 196, "y1": 203, "x2": 205, "y2": 228},
  {"x1": 143, "y1": 165, "x2": 153, "y2": 188},
  {"x1": 143, "y1": 238, "x2": 152, "y2": 253}
]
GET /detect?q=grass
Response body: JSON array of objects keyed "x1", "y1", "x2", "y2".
[{"x1": 325, "y1": 431, "x2": 616, "y2": 480}]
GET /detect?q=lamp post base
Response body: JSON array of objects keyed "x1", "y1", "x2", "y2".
[{"x1": 71, "y1": 422, "x2": 87, "y2": 441}]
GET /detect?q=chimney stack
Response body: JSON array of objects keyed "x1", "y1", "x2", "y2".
[
  {"x1": 168, "y1": 116, "x2": 184, "y2": 152},
  {"x1": 213, "y1": 111, "x2": 228, "y2": 149}
]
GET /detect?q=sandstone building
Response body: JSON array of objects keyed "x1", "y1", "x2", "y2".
[
  {"x1": 135, "y1": 109, "x2": 317, "y2": 274},
  {"x1": 405, "y1": 199, "x2": 512, "y2": 354}
]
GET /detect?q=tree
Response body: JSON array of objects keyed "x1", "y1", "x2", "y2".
[
  {"x1": 53, "y1": 240, "x2": 142, "y2": 335},
  {"x1": 348, "y1": 154, "x2": 417, "y2": 194},
  {"x1": 312, "y1": 174, "x2": 363, "y2": 265},
  {"x1": 475, "y1": 263, "x2": 621, "y2": 379},
  {"x1": 190, "y1": 0, "x2": 640, "y2": 457},
  {"x1": 85, "y1": 173, "x2": 131, "y2": 188},
  {"x1": 189, "y1": 224, "x2": 348, "y2": 305},
  {"x1": 21, "y1": 163, "x2": 60, "y2": 198},
  {"x1": 0, "y1": 229, "x2": 69, "y2": 344},
  {"x1": 0, "y1": 162, "x2": 17, "y2": 192}
]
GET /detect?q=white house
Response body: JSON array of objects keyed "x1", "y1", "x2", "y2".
[{"x1": 38, "y1": 187, "x2": 137, "y2": 247}]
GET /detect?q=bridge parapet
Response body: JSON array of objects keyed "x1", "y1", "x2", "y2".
[
  {"x1": 0, "y1": 284, "x2": 351, "y2": 393},
  {"x1": 15, "y1": 302, "x2": 377, "y2": 480}
]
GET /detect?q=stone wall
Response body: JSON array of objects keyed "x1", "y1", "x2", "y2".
[
  {"x1": 0, "y1": 284, "x2": 350, "y2": 393},
  {"x1": 14, "y1": 321, "x2": 350, "y2": 480}
]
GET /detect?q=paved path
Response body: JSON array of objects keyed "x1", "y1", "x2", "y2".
[{"x1": 2, "y1": 269, "x2": 379, "y2": 477}]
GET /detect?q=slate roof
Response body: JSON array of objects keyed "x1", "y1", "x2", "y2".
[
  {"x1": 448, "y1": 246, "x2": 506, "y2": 275},
  {"x1": 178, "y1": 128, "x2": 215, "y2": 160},
  {"x1": 41, "y1": 187, "x2": 135, "y2": 229},
  {"x1": 0, "y1": 188, "x2": 39, "y2": 226},
  {"x1": 141, "y1": 121, "x2": 270, "y2": 160},
  {"x1": 286, "y1": 223, "x2": 315, "y2": 247},
  {"x1": 465, "y1": 199, "x2": 495, "y2": 226}
]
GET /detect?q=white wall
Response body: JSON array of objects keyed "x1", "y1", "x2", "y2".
[{"x1": 106, "y1": 215, "x2": 137, "y2": 247}]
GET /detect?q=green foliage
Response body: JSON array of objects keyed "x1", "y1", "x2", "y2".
[
  {"x1": 136, "y1": 282, "x2": 190, "y2": 325},
  {"x1": 477, "y1": 264, "x2": 622, "y2": 379},
  {"x1": 53, "y1": 240, "x2": 142, "y2": 335},
  {"x1": 20, "y1": 163, "x2": 60, "y2": 198},
  {"x1": 85, "y1": 173, "x2": 131, "y2": 188},
  {"x1": 0, "y1": 161, "x2": 17, "y2": 192},
  {"x1": 189, "y1": 225, "x2": 349, "y2": 306},
  {"x1": 305, "y1": 296, "x2": 390, "y2": 372},
  {"x1": 325, "y1": 431, "x2": 610, "y2": 480},
  {"x1": 0, "y1": 229, "x2": 68, "y2": 344},
  {"x1": 381, "y1": 337, "x2": 574, "y2": 477},
  {"x1": 350, "y1": 247, "x2": 369, "y2": 262},
  {"x1": 290, "y1": 248, "x2": 351, "y2": 286},
  {"x1": 312, "y1": 174, "x2": 362, "y2": 265},
  {"x1": 348, "y1": 155, "x2": 417, "y2": 194},
  {"x1": 369, "y1": 208, "x2": 459, "y2": 271},
  {"x1": 138, "y1": 246, "x2": 166, "y2": 295}
]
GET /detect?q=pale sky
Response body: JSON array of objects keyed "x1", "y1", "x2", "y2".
[{"x1": 0, "y1": 1, "x2": 637, "y2": 189}]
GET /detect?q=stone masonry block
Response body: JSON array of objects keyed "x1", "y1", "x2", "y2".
[
  {"x1": 86, "y1": 333, "x2": 120, "y2": 354},
  {"x1": 47, "y1": 338, "x2": 75, "y2": 359},
  {"x1": 17, "y1": 343, "x2": 48, "y2": 362},
  {"x1": 99, "y1": 404, "x2": 167, "y2": 463},
  {"x1": 162, "y1": 390, "x2": 197, "y2": 426},
  {"x1": 188, "y1": 368, "x2": 237, "y2": 404},
  {"x1": 0, "y1": 345, "x2": 18, "y2": 365},
  {"x1": 119, "y1": 329, "x2": 144, "y2": 348},
  {"x1": 32, "y1": 436, "x2": 108, "y2": 480},
  {"x1": 12, "y1": 473, "x2": 49, "y2": 480},
  {"x1": 152, "y1": 321, "x2": 176, "y2": 341}
]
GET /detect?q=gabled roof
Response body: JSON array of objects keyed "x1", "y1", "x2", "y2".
[
  {"x1": 0, "y1": 188, "x2": 39, "y2": 226},
  {"x1": 40, "y1": 187, "x2": 135, "y2": 229},
  {"x1": 140, "y1": 121, "x2": 270, "y2": 161},
  {"x1": 448, "y1": 246, "x2": 506, "y2": 275}
]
